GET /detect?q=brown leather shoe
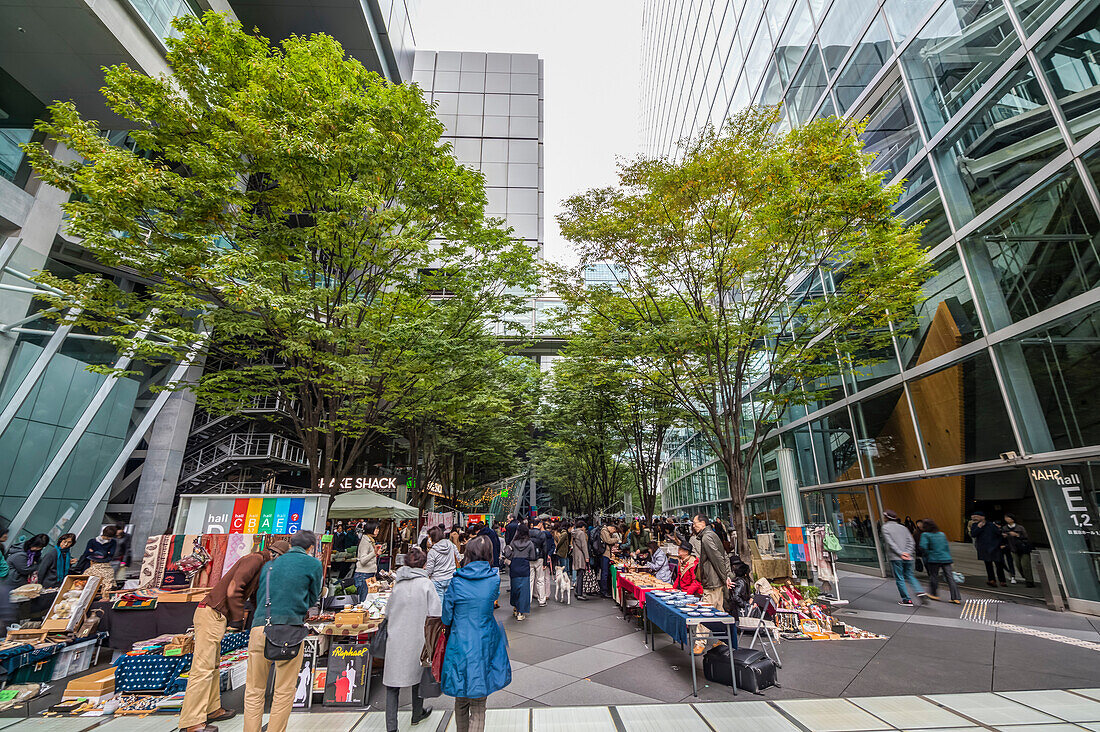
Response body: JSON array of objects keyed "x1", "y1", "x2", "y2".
[
  {"x1": 183, "y1": 725, "x2": 218, "y2": 732},
  {"x1": 207, "y1": 708, "x2": 237, "y2": 723}
]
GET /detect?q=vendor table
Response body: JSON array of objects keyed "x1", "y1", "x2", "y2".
[
  {"x1": 643, "y1": 595, "x2": 738, "y2": 697},
  {"x1": 615, "y1": 573, "x2": 672, "y2": 614},
  {"x1": 310, "y1": 620, "x2": 384, "y2": 710},
  {"x1": 91, "y1": 600, "x2": 201, "y2": 650}
]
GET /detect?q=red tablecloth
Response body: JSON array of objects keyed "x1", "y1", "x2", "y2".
[{"x1": 616, "y1": 574, "x2": 672, "y2": 607}]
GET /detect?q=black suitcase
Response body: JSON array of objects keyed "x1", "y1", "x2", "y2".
[{"x1": 703, "y1": 645, "x2": 779, "y2": 694}]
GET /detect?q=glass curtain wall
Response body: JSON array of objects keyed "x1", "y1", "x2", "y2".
[{"x1": 645, "y1": 0, "x2": 1100, "y2": 612}]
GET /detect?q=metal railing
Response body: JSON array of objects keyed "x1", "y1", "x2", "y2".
[
  {"x1": 196, "y1": 481, "x2": 311, "y2": 495},
  {"x1": 179, "y1": 432, "x2": 308, "y2": 483},
  {"x1": 190, "y1": 394, "x2": 299, "y2": 431}
]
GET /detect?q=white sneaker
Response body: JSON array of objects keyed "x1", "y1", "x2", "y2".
[
  {"x1": 516, "y1": 613, "x2": 526, "y2": 621},
  {"x1": 538, "y1": 600, "x2": 547, "y2": 607},
  {"x1": 1009, "y1": 576, "x2": 1017, "y2": 584}
]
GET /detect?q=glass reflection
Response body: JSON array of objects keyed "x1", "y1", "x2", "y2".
[
  {"x1": 897, "y1": 246, "x2": 982, "y2": 368},
  {"x1": 933, "y1": 61, "x2": 1063, "y2": 228},
  {"x1": 908, "y1": 353, "x2": 1018, "y2": 467},
  {"x1": 1038, "y1": 2, "x2": 1100, "y2": 142},
  {"x1": 896, "y1": 159, "x2": 952, "y2": 248},
  {"x1": 962, "y1": 166, "x2": 1100, "y2": 330},
  {"x1": 834, "y1": 12, "x2": 894, "y2": 113},
  {"x1": 858, "y1": 78, "x2": 923, "y2": 179},
  {"x1": 900, "y1": 0, "x2": 1020, "y2": 136},
  {"x1": 852, "y1": 386, "x2": 923, "y2": 476}
]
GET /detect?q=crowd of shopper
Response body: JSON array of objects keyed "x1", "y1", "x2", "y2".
[{"x1": 0, "y1": 522, "x2": 133, "y2": 596}]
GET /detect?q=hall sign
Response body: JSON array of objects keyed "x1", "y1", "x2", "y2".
[
  {"x1": 318, "y1": 476, "x2": 400, "y2": 493},
  {"x1": 1029, "y1": 467, "x2": 1098, "y2": 535},
  {"x1": 204, "y1": 496, "x2": 306, "y2": 534}
]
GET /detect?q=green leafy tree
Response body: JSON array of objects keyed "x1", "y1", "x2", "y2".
[
  {"x1": 537, "y1": 355, "x2": 633, "y2": 517},
  {"x1": 23, "y1": 13, "x2": 538, "y2": 492},
  {"x1": 554, "y1": 106, "x2": 930, "y2": 551}
]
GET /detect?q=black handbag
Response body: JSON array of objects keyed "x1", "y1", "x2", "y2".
[
  {"x1": 419, "y1": 666, "x2": 441, "y2": 698},
  {"x1": 368, "y1": 617, "x2": 388, "y2": 658},
  {"x1": 262, "y1": 564, "x2": 309, "y2": 661}
]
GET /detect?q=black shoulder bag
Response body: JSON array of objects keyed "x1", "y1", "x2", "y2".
[{"x1": 262, "y1": 563, "x2": 310, "y2": 661}]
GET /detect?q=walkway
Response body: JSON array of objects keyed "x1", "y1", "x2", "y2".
[{"x1": 10, "y1": 689, "x2": 1100, "y2": 731}]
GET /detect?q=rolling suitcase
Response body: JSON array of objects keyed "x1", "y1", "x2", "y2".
[{"x1": 732, "y1": 647, "x2": 779, "y2": 694}]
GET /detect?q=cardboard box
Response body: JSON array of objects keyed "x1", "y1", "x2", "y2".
[
  {"x1": 42, "y1": 575, "x2": 99, "y2": 633},
  {"x1": 6, "y1": 628, "x2": 47, "y2": 644},
  {"x1": 63, "y1": 667, "x2": 115, "y2": 698}
]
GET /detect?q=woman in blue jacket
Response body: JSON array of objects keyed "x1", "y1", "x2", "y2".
[
  {"x1": 441, "y1": 535, "x2": 510, "y2": 732},
  {"x1": 919, "y1": 519, "x2": 961, "y2": 603}
]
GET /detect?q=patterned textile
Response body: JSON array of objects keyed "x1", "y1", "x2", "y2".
[
  {"x1": 114, "y1": 653, "x2": 188, "y2": 692},
  {"x1": 222, "y1": 534, "x2": 251, "y2": 575},
  {"x1": 139, "y1": 535, "x2": 172, "y2": 589},
  {"x1": 87, "y1": 562, "x2": 115, "y2": 599},
  {"x1": 220, "y1": 630, "x2": 249, "y2": 654},
  {"x1": 198, "y1": 534, "x2": 229, "y2": 588}
]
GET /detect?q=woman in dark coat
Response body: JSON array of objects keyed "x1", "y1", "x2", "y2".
[{"x1": 441, "y1": 535, "x2": 510, "y2": 732}]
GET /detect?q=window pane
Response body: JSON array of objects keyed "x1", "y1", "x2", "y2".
[
  {"x1": 851, "y1": 386, "x2": 923, "y2": 476},
  {"x1": 765, "y1": 0, "x2": 796, "y2": 40},
  {"x1": 908, "y1": 353, "x2": 1017, "y2": 468},
  {"x1": 818, "y1": 0, "x2": 877, "y2": 77},
  {"x1": 780, "y1": 424, "x2": 819, "y2": 487},
  {"x1": 996, "y1": 307, "x2": 1100, "y2": 452},
  {"x1": 785, "y1": 45, "x2": 829, "y2": 124},
  {"x1": 932, "y1": 61, "x2": 1063, "y2": 228},
  {"x1": 802, "y1": 488, "x2": 879, "y2": 565},
  {"x1": 811, "y1": 410, "x2": 862, "y2": 483},
  {"x1": 1008, "y1": 0, "x2": 1063, "y2": 37},
  {"x1": 897, "y1": 246, "x2": 982, "y2": 368},
  {"x1": 900, "y1": 0, "x2": 1021, "y2": 137},
  {"x1": 834, "y1": 12, "x2": 893, "y2": 113},
  {"x1": 961, "y1": 166, "x2": 1100, "y2": 331},
  {"x1": 777, "y1": 0, "x2": 815, "y2": 85},
  {"x1": 1038, "y1": 2, "x2": 1100, "y2": 142},
  {"x1": 858, "y1": 78, "x2": 922, "y2": 179},
  {"x1": 841, "y1": 338, "x2": 902, "y2": 394},
  {"x1": 743, "y1": 24, "x2": 774, "y2": 98},
  {"x1": 882, "y1": 0, "x2": 939, "y2": 43},
  {"x1": 758, "y1": 58, "x2": 785, "y2": 105},
  {"x1": 896, "y1": 159, "x2": 952, "y2": 248}
]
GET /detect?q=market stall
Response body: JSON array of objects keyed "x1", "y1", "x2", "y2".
[{"x1": 643, "y1": 591, "x2": 738, "y2": 697}]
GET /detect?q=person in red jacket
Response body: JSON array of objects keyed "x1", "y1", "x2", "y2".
[{"x1": 672, "y1": 544, "x2": 703, "y2": 596}]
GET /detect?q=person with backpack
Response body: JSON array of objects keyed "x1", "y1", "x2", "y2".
[
  {"x1": 918, "y1": 519, "x2": 961, "y2": 604},
  {"x1": 502, "y1": 526, "x2": 537, "y2": 621},
  {"x1": 597, "y1": 518, "x2": 620, "y2": 598}
]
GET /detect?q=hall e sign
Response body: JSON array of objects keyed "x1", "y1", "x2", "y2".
[{"x1": 1029, "y1": 467, "x2": 1097, "y2": 532}]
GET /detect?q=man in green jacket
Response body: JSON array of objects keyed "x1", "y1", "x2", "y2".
[
  {"x1": 691, "y1": 514, "x2": 734, "y2": 655},
  {"x1": 243, "y1": 531, "x2": 322, "y2": 732}
]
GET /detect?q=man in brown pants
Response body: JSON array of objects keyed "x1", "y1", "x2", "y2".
[{"x1": 177, "y1": 540, "x2": 289, "y2": 732}]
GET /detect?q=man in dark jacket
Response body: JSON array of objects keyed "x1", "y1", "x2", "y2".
[
  {"x1": 691, "y1": 514, "x2": 733, "y2": 654},
  {"x1": 178, "y1": 539, "x2": 289, "y2": 732},
  {"x1": 244, "y1": 532, "x2": 321, "y2": 732},
  {"x1": 504, "y1": 515, "x2": 520, "y2": 545},
  {"x1": 1001, "y1": 513, "x2": 1035, "y2": 587},
  {"x1": 477, "y1": 523, "x2": 502, "y2": 568},
  {"x1": 968, "y1": 511, "x2": 1006, "y2": 586}
]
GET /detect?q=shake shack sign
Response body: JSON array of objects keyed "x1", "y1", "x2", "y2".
[{"x1": 319, "y1": 476, "x2": 401, "y2": 493}]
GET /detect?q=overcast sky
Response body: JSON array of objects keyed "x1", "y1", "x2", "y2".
[{"x1": 414, "y1": 1, "x2": 643, "y2": 266}]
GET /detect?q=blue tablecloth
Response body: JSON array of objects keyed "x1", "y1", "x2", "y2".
[{"x1": 645, "y1": 595, "x2": 737, "y2": 647}]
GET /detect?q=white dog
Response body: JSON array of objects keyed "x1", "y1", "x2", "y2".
[{"x1": 554, "y1": 566, "x2": 572, "y2": 605}]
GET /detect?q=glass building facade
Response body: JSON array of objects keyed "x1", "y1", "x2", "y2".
[{"x1": 643, "y1": 0, "x2": 1100, "y2": 613}]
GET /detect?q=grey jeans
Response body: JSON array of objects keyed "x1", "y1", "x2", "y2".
[
  {"x1": 455, "y1": 696, "x2": 486, "y2": 732},
  {"x1": 384, "y1": 684, "x2": 422, "y2": 732}
]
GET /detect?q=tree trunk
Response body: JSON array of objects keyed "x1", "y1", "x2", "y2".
[{"x1": 721, "y1": 458, "x2": 750, "y2": 558}]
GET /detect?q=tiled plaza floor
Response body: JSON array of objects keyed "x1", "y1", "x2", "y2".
[{"x1": 8, "y1": 570, "x2": 1100, "y2": 730}]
